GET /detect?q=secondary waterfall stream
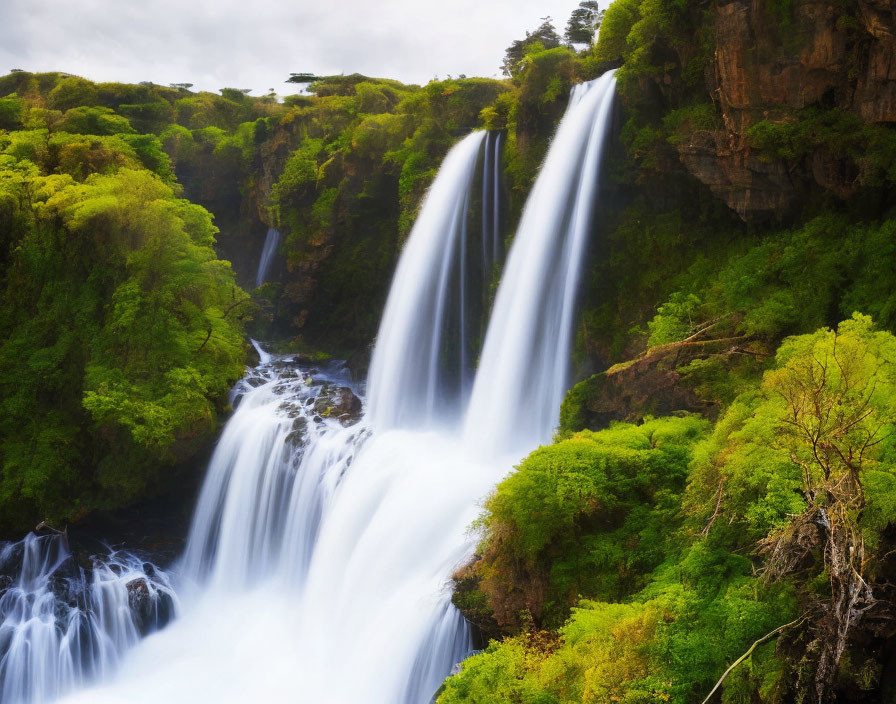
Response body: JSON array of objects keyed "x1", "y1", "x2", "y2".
[
  {"x1": 255, "y1": 227, "x2": 281, "y2": 287},
  {"x1": 0, "y1": 71, "x2": 616, "y2": 704}
]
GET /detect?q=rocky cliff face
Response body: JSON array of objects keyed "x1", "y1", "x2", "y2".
[{"x1": 674, "y1": 0, "x2": 896, "y2": 221}]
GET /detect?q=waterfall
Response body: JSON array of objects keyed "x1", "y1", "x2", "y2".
[
  {"x1": 2, "y1": 72, "x2": 617, "y2": 704},
  {"x1": 480, "y1": 130, "x2": 504, "y2": 302},
  {"x1": 465, "y1": 71, "x2": 617, "y2": 454},
  {"x1": 0, "y1": 533, "x2": 177, "y2": 704},
  {"x1": 367, "y1": 131, "x2": 486, "y2": 431},
  {"x1": 255, "y1": 227, "x2": 281, "y2": 287}
]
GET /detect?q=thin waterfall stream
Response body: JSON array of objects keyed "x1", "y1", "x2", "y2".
[
  {"x1": 0, "y1": 72, "x2": 616, "y2": 704},
  {"x1": 255, "y1": 228, "x2": 282, "y2": 288}
]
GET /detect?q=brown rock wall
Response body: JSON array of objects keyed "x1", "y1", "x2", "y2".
[{"x1": 673, "y1": 0, "x2": 896, "y2": 221}]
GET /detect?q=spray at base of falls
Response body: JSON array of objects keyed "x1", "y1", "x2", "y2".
[
  {"x1": 2, "y1": 70, "x2": 617, "y2": 704},
  {"x1": 54, "y1": 352, "x2": 489, "y2": 703}
]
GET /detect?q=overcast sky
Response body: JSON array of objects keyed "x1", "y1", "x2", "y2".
[{"x1": 1, "y1": 0, "x2": 589, "y2": 95}]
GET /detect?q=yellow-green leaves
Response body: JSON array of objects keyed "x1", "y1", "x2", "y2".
[{"x1": 0, "y1": 150, "x2": 246, "y2": 532}]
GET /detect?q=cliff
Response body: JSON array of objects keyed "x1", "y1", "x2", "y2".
[{"x1": 675, "y1": 0, "x2": 896, "y2": 221}]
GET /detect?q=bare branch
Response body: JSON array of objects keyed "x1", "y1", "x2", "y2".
[{"x1": 701, "y1": 617, "x2": 805, "y2": 704}]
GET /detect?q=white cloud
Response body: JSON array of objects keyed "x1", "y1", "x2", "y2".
[{"x1": 1, "y1": 0, "x2": 587, "y2": 95}]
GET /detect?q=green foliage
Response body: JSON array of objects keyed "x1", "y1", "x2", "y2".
[
  {"x1": 0, "y1": 88, "x2": 248, "y2": 533},
  {"x1": 575, "y1": 199, "x2": 740, "y2": 366},
  {"x1": 558, "y1": 375, "x2": 603, "y2": 437},
  {"x1": 647, "y1": 291, "x2": 701, "y2": 346},
  {"x1": 565, "y1": 1, "x2": 604, "y2": 46},
  {"x1": 747, "y1": 108, "x2": 896, "y2": 188},
  {"x1": 57, "y1": 106, "x2": 136, "y2": 136},
  {"x1": 762, "y1": 315, "x2": 896, "y2": 544},
  {"x1": 593, "y1": 0, "x2": 641, "y2": 63},
  {"x1": 116, "y1": 100, "x2": 175, "y2": 134},
  {"x1": 685, "y1": 391, "x2": 806, "y2": 546},
  {"x1": 502, "y1": 18, "x2": 563, "y2": 77},
  {"x1": 272, "y1": 138, "x2": 325, "y2": 212},
  {"x1": 475, "y1": 416, "x2": 708, "y2": 628},
  {"x1": 444, "y1": 546, "x2": 796, "y2": 704},
  {"x1": 643, "y1": 214, "x2": 896, "y2": 356},
  {"x1": 682, "y1": 314, "x2": 896, "y2": 602},
  {"x1": 0, "y1": 94, "x2": 25, "y2": 130},
  {"x1": 120, "y1": 133, "x2": 175, "y2": 182},
  {"x1": 47, "y1": 76, "x2": 99, "y2": 111},
  {"x1": 663, "y1": 103, "x2": 721, "y2": 142}
]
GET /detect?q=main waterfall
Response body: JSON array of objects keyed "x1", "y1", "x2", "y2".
[
  {"x1": 0, "y1": 71, "x2": 616, "y2": 704},
  {"x1": 466, "y1": 72, "x2": 617, "y2": 454}
]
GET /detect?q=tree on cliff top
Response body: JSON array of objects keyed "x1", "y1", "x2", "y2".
[
  {"x1": 501, "y1": 18, "x2": 562, "y2": 77},
  {"x1": 564, "y1": 1, "x2": 604, "y2": 47}
]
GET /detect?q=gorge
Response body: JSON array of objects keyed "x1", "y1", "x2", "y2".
[
  {"x1": 3, "y1": 0, "x2": 896, "y2": 701},
  {"x1": 2, "y1": 73, "x2": 617, "y2": 703}
]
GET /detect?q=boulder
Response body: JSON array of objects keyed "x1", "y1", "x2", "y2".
[{"x1": 313, "y1": 386, "x2": 363, "y2": 426}]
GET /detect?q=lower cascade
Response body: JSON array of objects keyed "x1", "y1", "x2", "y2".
[
  {"x1": 0, "y1": 72, "x2": 616, "y2": 704},
  {"x1": 0, "y1": 534, "x2": 176, "y2": 704}
]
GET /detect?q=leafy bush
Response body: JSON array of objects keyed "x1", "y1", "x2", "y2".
[
  {"x1": 472, "y1": 416, "x2": 708, "y2": 628},
  {"x1": 0, "y1": 94, "x2": 24, "y2": 130},
  {"x1": 593, "y1": 0, "x2": 641, "y2": 63},
  {"x1": 57, "y1": 106, "x2": 136, "y2": 136}
]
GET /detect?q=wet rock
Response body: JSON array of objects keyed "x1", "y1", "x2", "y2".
[
  {"x1": 279, "y1": 400, "x2": 305, "y2": 418},
  {"x1": 313, "y1": 386, "x2": 363, "y2": 426},
  {"x1": 287, "y1": 416, "x2": 309, "y2": 446},
  {"x1": 126, "y1": 577, "x2": 150, "y2": 612},
  {"x1": 126, "y1": 577, "x2": 174, "y2": 636}
]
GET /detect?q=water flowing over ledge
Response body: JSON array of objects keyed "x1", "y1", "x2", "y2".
[
  {"x1": 0, "y1": 71, "x2": 617, "y2": 704},
  {"x1": 465, "y1": 71, "x2": 617, "y2": 456},
  {"x1": 0, "y1": 533, "x2": 177, "y2": 704},
  {"x1": 255, "y1": 227, "x2": 281, "y2": 288},
  {"x1": 367, "y1": 131, "x2": 487, "y2": 431}
]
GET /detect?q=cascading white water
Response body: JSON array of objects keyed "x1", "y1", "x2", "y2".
[
  {"x1": 0, "y1": 533, "x2": 177, "y2": 704},
  {"x1": 480, "y1": 130, "x2": 504, "y2": 294},
  {"x1": 4, "y1": 71, "x2": 617, "y2": 704},
  {"x1": 367, "y1": 131, "x2": 486, "y2": 430},
  {"x1": 255, "y1": 227, "x2": 281, "y2": 287},
  {"x1": 465, "y1": 71, "x2": 617, "y2": 454}
]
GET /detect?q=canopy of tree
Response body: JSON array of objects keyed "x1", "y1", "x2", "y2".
[{"x1": 0, "y1": 72, "x2": 250, "y2": 534}]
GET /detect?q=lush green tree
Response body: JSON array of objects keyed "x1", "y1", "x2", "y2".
[
  {"x1": 592, "y1": 0, "x2": 640, "y2": 62},
  {"x1": 57, "y1": 106, "x2": 136, "y2": 135},
  {"x1": 502, "y1": 18, "x2": 563, "y2": 77},
  {"x1": 0, "y1": 137, "x2": 247, "y2": 534},
  {"x1": 286, "y1": 73, "x2": 319, "y2": 84},
  {"x1": 0, "y1": 94, "x2": 24, "y2": 130},
  {"x1": 47, "y1": 75, "x2": 99, "y2": 110},
  {"x1": 469, "y1": 416, "x2": 707, "y2": 629},
  {"x1": 564, "y1": 1, "x2": 604, "y2": 46}
]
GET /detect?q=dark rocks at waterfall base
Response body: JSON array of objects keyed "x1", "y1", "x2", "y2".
[{"x1": 314, "y1": 386, "x2": 363, "y2": 426}]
